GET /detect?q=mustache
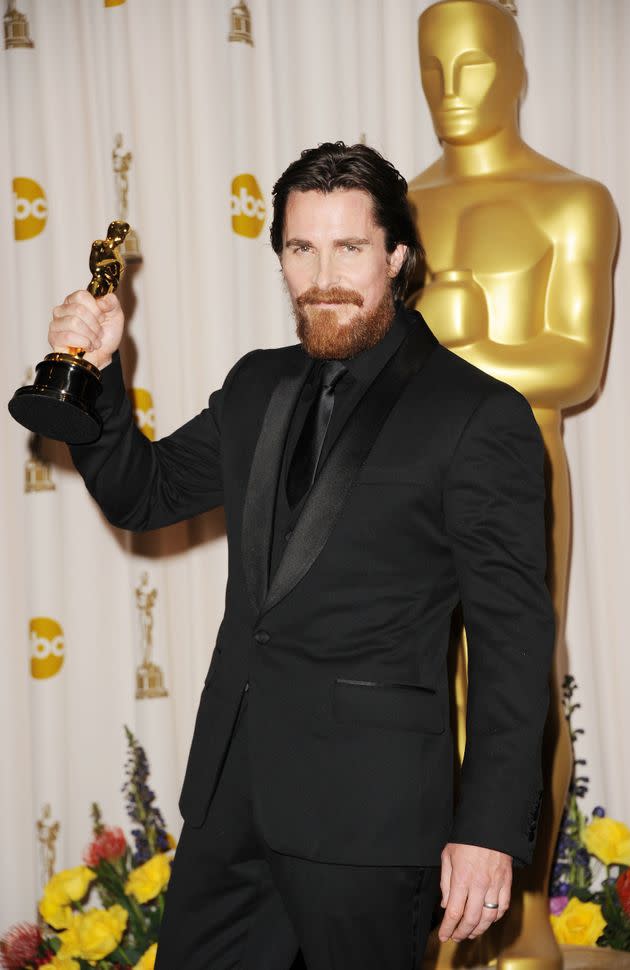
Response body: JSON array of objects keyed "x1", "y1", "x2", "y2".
[{"x1": 296, "y1": 286, "x2": 364, "y2": 308}]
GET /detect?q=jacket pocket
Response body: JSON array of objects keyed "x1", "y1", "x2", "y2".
[
  {"x1": 355, "y1": 464, "x2": 430, "y2": 486},
  {"x1": 332, "y1": 678, "x2": 444, "y2": 735}
]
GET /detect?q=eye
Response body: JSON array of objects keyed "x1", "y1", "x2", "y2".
[
  {"x1": 292, "y1": 244, "x2": 312, "y2": 254},
  {"x1": 343, "y1": 244, "x2": 360, "y2": 253}
]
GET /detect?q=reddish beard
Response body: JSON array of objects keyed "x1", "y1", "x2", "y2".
[{"x1": 293, "y1": 285, "x2": 395, "y2": 359}]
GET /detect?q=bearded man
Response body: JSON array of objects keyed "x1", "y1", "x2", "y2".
[{"x1": 49, "y1": 142, "x2": 554, "y2": 970}]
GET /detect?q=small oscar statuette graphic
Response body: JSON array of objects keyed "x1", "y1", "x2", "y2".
[
  {"x1": 135, "y1": 572, "x2": 168, "y2": 700},
  {"x1": 4, "y1": 0, "x2": 35, "y2": 49},
  {"x1": 112, "y1": 133, "x2": 142, "y2": 263},
  {"x1": 36, "y1": 803, "x2": 60, "y2": 890},
  {"x1": 8, "y1": 220, "x2": 130, "y2": 444},
  {"x1": 228, "y1": 1, "x2": 254, "y2": 45},
  {"x1": 25, "y1": 433, "x2": 56, "y2": 493}
]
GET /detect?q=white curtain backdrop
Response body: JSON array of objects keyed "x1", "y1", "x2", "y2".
[{"x1": 1, "y1": 0, "x2": 628, "y2": 924}]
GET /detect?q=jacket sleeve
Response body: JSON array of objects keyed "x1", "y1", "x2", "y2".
[
  {"x1": 442, "y1": 386, "x2": 555, "y2": 866},
  {"x1": 69, "y1": 349, "x2": 257, "y2": 532}
]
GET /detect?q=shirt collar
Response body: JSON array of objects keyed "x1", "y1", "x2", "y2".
[
  {"x1": 300, "y1": 301, "x2": 413, "y2": 387},
  {"x1": 342, "y1": 301, "x2": 410, "y2": 384}
]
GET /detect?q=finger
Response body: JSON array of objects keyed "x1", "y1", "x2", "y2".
[
  {"x1": 53, "y1": 300, "x2": 103, "y2": 329},
  {"x1": 467, "y1": 901, "x2": 500, "y2": 939},
  {"x1": 48, "y1": 329, "x2": 96, "y2": 353},
  {"x1": 450, "y1": 883, "x2": 487, "y2": 942},
  {"x1": 49, "y1": 321, "x2": 101, "y2": 353},
  {"x1": 95, "y1": 292, "x2": 119, "y2": 313},
  {"x1": 63, "y1": 289, "x2": 102, "y2": 315},
  {"x1": 440, "y1": 852, "x2": 452, "y2": 909},
  {"x1": 52, "y1": 305, "x2": 103, "y2": 343},
  {"x1": 438, "y1": 883, "x2": 469, "y2": 942},
  {"x1": 49, "y1": 317, "x2": 102, "y2": 353},
  {"x1": 468, "y1": 874, "x2": 511, "y2": 938},
  {"x1": 496, "y1": 877, "x2": 511, "y2": 919}
]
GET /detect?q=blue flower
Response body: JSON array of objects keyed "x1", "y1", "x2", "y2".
[{"x1": 592, "y1": 806, "x2": 606, "y2": 818}]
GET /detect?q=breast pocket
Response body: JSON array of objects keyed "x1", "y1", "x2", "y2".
[{"x1": 332, "y1": 678, "x2": 445, "y2": 734}]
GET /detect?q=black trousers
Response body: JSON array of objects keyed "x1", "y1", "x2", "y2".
[{"x1": 156, "y1": 689, "x2": 441, "y2": 970}]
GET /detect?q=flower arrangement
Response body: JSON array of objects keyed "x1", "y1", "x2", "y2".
[
  {"x1": 549, "y1": 676, "x2": 630, "y2": 951},
  {"x1": 0, "y1": 728, "x2": 172, "y2": 970}
]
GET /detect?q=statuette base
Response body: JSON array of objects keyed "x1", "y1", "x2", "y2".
[{"x1": 9, "y1": 353, "x2": 103, "y2": 444}]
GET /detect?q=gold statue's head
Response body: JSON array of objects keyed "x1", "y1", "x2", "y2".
[
  {"x1": 107, "y1": 219, "x2": 130, "y2": 249},
  {"x1": 419, "y1": 0, "x2": 524, "y2": 146}
]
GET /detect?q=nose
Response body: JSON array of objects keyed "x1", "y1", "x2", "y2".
[
  {"x1": 441, "y1": 61, "x2": 457, "y2": 99},
  {"x1": 313, "y1": 251, "x2": 337, "y2": 290}
]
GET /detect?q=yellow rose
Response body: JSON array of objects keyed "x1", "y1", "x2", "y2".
[
  {"x1": 68, "y1": 904, "x2": 128, "y2": 964},
  {"x1": 582, "y1": 817, "x2": 630, "y2": 867},
  {"x1": 125, "y1": 853, "x2": 171, "y2": 903},
  {"x1": 550, "y1": 897, "x2": 606, "y2": 946},
  {"x1": 45, "y1": 865, "x2": 96, "y2": 902},
  {"x1": 39, "y1": 891, "x2": 73, "y2": 930},
  {"x1": 134, "y1": 942, "x2": 158, "y2": 970},
  {"x1": 40, "y1": 958, "x2": 81, "y2": 970},
  {"x1": 57, "y1": 916, "x2": 82, "y2": 958},
  {"x1": 39, "y1": 867, "x2": 96, "y2": 929}
]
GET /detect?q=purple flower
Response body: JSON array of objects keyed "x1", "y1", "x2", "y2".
[
  {"x1": 122, "y1": 725, "x2": 169, "y2": 865},
  {"x1": 576, "y1": 847, "x2": 591, "y2": 867},
  {"x1": 549, "y1": 896, "x2": 569, "y2": 916}
]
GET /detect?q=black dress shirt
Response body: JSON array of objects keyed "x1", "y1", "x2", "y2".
[{"x1": 269, "y1": 302, "x2": 413, "y2": 581}]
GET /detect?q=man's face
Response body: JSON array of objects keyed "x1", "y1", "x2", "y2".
[
  {"x1": 281, "y1": 188, "x2": 406, "y2": 359},
  {"x1": 419, "y1": 1, "x2": 522, "y2": 145}
]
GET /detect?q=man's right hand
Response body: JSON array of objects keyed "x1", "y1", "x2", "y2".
[{"x1": 48, "y1": 290, "x2": 124, "y2": 370}]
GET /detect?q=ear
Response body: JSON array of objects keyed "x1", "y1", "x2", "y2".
[{"x1": 387, "y1": 243, "x2": 407, "y2": 279}]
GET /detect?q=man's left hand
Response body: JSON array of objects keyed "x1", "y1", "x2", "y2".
[{"x1": 438, "y1": 842, "x2": 512, "y2": 942}]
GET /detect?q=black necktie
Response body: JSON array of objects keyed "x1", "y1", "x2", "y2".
[{"x1": 286, "y1": 359, "x2": 347, "y2": 509}]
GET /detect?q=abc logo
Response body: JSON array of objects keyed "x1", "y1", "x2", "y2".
[
  {"x1": 30, "y1": 617, "x2": 65, "y2": 680},
  {"x1": 13, "y1": 177, "x2": 48, "y2": 241},
  {"x1": 131, "y1": 388, "x2": 155, "y2": 441},
  {"x1": 231, "y1": 174, "x2": 266, "y2": 239}
]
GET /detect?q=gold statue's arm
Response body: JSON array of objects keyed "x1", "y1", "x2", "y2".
[{"x1": 452, "y1": 183, "x2": 618, "y2": 409}]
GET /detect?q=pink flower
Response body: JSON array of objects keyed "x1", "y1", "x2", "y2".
[
  {"x1": 0, "y1": 922, "x2": 42, "y2": 969},
  {"x1": 549, "y1": 895, "x2": 569, "y2": 916},
  {"x1": 83, "y1": 826, "x2": 127, "y2": 868}
]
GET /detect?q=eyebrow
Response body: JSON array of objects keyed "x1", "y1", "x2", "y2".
[{"x1": 284, "y1": 237, "x2": 371, "y2": 248}]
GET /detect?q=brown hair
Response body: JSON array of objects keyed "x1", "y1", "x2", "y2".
[{"x1": 270, "y1": 142, "x2": 423, "y2": 300}]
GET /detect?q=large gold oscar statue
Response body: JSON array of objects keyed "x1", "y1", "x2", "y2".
[{"x1": 408, "y1": 3, "x2": 618, "y2": 969}]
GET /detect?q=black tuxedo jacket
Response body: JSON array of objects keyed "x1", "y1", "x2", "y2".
[{"x1": 71, "y1": 307, "x2": 554, "y2": 867}]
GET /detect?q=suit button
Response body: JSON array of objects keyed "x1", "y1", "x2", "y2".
[{"x1": 254, "y1": 629, "x2": 270, "y2": 644}]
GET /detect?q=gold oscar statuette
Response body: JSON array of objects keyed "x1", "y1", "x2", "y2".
[
  {"x1": 409, "y1": 3, "x2": 618, "y2": 970},
  {"x1": 8, "y1": 220, "x2": 130, "y2": 444}
]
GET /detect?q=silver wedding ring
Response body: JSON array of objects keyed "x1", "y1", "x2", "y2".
[{"x1": 483, "y1": 901, "x2": 499, "y2": 909}]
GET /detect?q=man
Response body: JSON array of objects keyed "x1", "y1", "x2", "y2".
[{"x1": 49, "y1": 142, "x2": 554, "y2": 970}]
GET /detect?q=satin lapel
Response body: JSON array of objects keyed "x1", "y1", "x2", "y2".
[
  {"x1": 241, "y1": 356, "x2": 312, "y2": 613},
  {"x1": 260, "y1": 318, "x2": 439, "y2": 617}
]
